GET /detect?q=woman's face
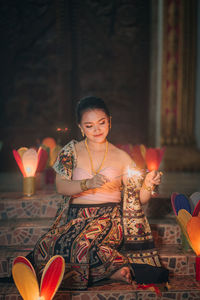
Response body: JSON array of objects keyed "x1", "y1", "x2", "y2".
[{"x1": 80, "y1": 109, "x2": 110, "y2": 143}]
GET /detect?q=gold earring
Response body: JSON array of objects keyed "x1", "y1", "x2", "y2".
[
  {"x1": 80, "y1": 127, "x2": 85, "y2": 137},
  {"x1": 109, "y1": 116, "x2": 112, "y2": 130}
]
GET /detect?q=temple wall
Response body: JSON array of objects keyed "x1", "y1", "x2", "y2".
[{"x1": 0, "y1": 0, "x2": 151, "y2": 171}]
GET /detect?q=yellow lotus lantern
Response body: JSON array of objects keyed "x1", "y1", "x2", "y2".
[
  {"x1": 12, "y1": 255, "x2": 65, "y2": 300},
  {"x1": 175, "y1": 209, "x2": 200, "y2": 281},
  {"x1": 13, "y1": 147, "x2": 48, "y2": 196}
]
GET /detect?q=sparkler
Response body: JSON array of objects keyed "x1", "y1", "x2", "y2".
[{"x1": 113, "y1": 166, "x2": 144, "y2": 180}]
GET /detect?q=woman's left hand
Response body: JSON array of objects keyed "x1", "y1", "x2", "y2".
[{"x1": 144, "y1": 170, "x2": 162, "y2": 188}]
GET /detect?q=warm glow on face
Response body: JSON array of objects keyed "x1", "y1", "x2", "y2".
[{"x1": 80, "y1": 109, "x2": 109, "y2": 143}]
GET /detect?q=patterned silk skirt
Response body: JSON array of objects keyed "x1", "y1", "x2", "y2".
[{"x1": 33, "y1": 202, "x2": 168, "y2": 290}]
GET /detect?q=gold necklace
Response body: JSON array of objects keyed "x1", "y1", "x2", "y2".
[{"x1": 85, "y1": 138, "x2": 108, "y2": 175}]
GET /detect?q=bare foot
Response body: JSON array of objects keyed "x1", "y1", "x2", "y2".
[{"x1": 110, "y1": 267, "x2": 132, "y2": 284}]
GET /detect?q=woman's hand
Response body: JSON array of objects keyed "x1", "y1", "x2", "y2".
[
  {"x1": 144, "y1": 170, "x2": 162, "y2": 189},
  {"x1": 140, "y1": 170, "x2": 162, "y2": 204},
  {"x1": 87, "y1": 174, "x2": 109, "y2": 189}
]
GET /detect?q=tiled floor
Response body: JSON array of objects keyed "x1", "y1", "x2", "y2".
[{"x1": 1, "y1": 276, "x2": 200, "y2": 300}]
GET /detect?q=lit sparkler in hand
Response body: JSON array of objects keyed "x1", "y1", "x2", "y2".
[{"x1": 125, "y1": 165, "x2": 144, "y2": 189}]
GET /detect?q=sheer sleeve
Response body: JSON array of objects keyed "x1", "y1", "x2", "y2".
[{"x1": 52, "y1": 140, "x2": 77, "y2": 180}]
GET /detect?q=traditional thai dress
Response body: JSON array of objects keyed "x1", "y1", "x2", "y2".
[{"x1": 33, "y1": 140, "x2": 168, "y2": 290}]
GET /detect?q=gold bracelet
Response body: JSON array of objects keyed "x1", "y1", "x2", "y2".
[
  {"x1": 80, "y1": 179, "x2": 88, "y2": 191},
  {"x1": 142, "y1": 182, "x2": 154, "y2": 193}
]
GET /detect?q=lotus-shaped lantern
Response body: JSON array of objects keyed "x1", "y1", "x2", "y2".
[
  {"x1": 171, "y1": 192, "x2": 200, "y2": 281},
  {"x1": 13, "y1": 147, "x2": 48, "y2": 196},
  {"x1": 12, "y1": 255, "x2": 65, "y2": 300}
]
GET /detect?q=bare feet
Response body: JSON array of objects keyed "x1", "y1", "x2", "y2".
[{"x1": 110, "y1": 267, "x2": 132, "y2": 284}]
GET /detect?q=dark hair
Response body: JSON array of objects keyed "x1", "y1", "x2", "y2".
[{"x1": 76, "y1": 96, "x2": 110, "y2": 124}]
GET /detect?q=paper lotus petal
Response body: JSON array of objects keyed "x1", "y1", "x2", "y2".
[
  {"x1": 40, "y1": 255, "x2": 65, "y2": 300},
  {"x1": 13, "y1": 256, "x2": 36, "y2": 276},
  {"x1": 13, "y1": 150, "x2": 26, "y2": 177},
  {"x1": 116, "y1": 144, "x2": 133, "y2": 157},
  {"x1": 140, "y1": 144, "x2": 146, "y2": 159},
  {"x1": 187, "y1": 216, "x2": 200, "y2": 256},
  {"x1": 17, "y1": 147, "x2": 28, "y2": 159},
  {"x1": 189, "y1": 192, "x2": 200, "y2": 215},
  {"x1": 36, "y1": 147, "x2": 48, "y2": 173},
  {"x1": 12, "y1": 255, "x2": 65, "y2": 300},
  {"x1": 193, "y1": 200, "x2": 200, "y2": 217},
  {"x1": 22, "y1": 149, "x2": 38, "y2": 177},
  {"x1": 132, "y1": 145, "x2": 146, "y2": 169},
  {"x1": 171, "y1": 192, "x2": 179, "y2": 216},
  {"x1": 12, "y1": 263, "x2": 39, "y2": 300},
  {"x1": 176, "y1": 209, "x2": 193, "y2": 250},
  {"x1": 145, "y1": 148, "x2": 165, "y2": 171},
  {"x1": 174, "y1": 194, "x2": 191, "y2": 215}
]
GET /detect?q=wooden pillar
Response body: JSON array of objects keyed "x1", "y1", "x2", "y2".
[{"x1": 161, "y1": 0, "x2": 200, "y2": 170}]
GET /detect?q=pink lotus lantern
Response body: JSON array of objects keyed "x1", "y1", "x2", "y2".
[{"x1": 13, "y1": 147, "x2": 48, "y2": 196}]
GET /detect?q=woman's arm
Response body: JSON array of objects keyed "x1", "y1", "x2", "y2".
[
  {"x1": 140, "y1": 170, "x2": 162, "y2": 204},
  {"x1": 120, "y1": 150, "x2": 162, "y2": 205},
  {"x1": 56, "y1": 173, "x2": 108, "y2": 196}
]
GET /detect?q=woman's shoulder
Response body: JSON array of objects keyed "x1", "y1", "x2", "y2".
[
  {"x1": 109, "y1": 143, "x2": 133, "y2": 165},
  {"x1": 60, "y1": 139, "x2": 78, "y2": 152},
  {"x1": 57, "y1": 140, "x2": 78, "y2": 161}
]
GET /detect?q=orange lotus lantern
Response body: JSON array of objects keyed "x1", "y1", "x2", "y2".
[
  {"x1": 145, "y1": 147, "x2": 165, "y2": 171},
  {"x1": 187, "y1": 216, "x2": 200, "y2": 281},
  {"x1": 13, "y1": 147, "x2": 48, "y2": 196}
]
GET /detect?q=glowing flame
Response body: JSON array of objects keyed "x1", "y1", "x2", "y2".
[{"x1": 22, "y1": 149, "x2": 38, "y2": 177}]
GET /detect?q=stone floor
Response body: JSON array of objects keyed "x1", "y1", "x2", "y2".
[{"x1": 0, "y1": 177, "x2": 200, "y2": 300}]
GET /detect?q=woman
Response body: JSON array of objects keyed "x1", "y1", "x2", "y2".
[{"x1": 33, "y1": 96, "x2": 169, "y2": 290}]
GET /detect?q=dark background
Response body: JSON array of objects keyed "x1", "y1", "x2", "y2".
[{"x1": 0, "y1": 0, "x2": 150, "y2": 171}]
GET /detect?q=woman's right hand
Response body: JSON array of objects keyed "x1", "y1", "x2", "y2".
[{"x1": 87, "y1": 174, "x2": 109, "y2": 189}]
